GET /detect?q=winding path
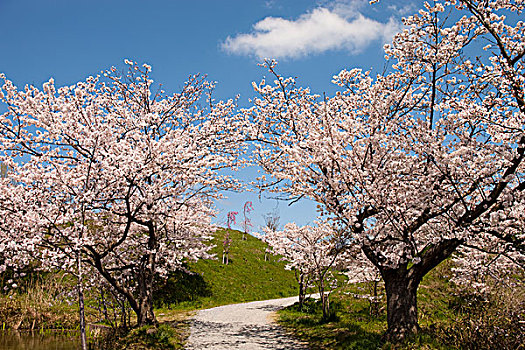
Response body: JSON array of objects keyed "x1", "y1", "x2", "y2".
[{"x1": 185, "y1": 296, "x2": 310, "y2": 349}]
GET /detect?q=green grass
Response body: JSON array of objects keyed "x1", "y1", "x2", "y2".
[
  {"x1": 276, "y1": 261, "x2": 464, "y2": 350},
  {"x1": 154, "y1": 228, "x2": 299, "y2": 311},
  {"x1": 113, "y1": 324, "x2": 184, "y2": 350}
]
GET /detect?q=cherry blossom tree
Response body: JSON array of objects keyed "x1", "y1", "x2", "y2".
[
  {"x1": 0, "y1": 60, "x2": 247, "y2": 326},
  {"x1": 262, "y1": 208, "x2": 280, "y2": 233},
  {"x1": 222, "y1": 211, "x2": 238, "y2": 264},
  {"x1": 259, "y1": 221, "x2": 344, "y2": 319},
  {"x1": 451, "y1": 245, "x2": 522, "y2": 294},
  {"x1": 226, "y1": 211, "x2": 238, "y2": 230},
  {"x1": 261, "y1": 208, "x2": 280, "y2": 261},
  {"x1": 344, "y1": 249, "x2": 383, "y2": 317},
  {"x1": 249, "y1": 0, "x2": 525, "y2": 339},
  {"x1": 240, "y1": 201, "x2": 254, "y2": 240}
]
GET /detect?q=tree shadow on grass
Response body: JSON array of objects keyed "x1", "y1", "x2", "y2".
[
  {"x1": 286, "y1": 319, "x2": 383, "y2": 350},
  {"x1": 279, "y1": 301, "x2": 384, "y2": 350},
  {"x1": 154, "y1": 269, "x2": 212, "y2": 308}
]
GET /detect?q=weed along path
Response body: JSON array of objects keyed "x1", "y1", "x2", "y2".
[{"x1": 185, "y1": 296, "x2": 310, "y2": 349}]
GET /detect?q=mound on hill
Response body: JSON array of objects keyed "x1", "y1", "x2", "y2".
[{"x1": 154, "y1": 228, "x2": 299, "y2": 310}]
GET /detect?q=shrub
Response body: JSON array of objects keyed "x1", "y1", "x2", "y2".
[{"x1": 438, "y1": 286, "x2": 525, "y2": 350}]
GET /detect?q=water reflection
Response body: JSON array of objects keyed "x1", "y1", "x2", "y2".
[{"x1": 0, "y1": 330, "x2": 79, "y2": 350}]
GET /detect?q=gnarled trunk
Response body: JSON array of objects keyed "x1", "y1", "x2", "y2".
[
  {"x1": 383, "y1": 268, "x2": 420, "y2": 340},
  {"x1": 362, "y1": 238, "x2": 462, "y2": 342},
  {"x1": 136, "y1": 296, "x2": 156, "y2": 326},
  {"x1": 136, "y1": 249, "x2": 157, "y2": 327}
]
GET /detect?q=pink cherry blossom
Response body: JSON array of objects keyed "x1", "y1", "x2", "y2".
[
  {"x1": 0, "y1": 60, "x2": 248, "y2": 326},
  {"x1": 249, "y1": 0, "x2": 525, "y2": 339}
]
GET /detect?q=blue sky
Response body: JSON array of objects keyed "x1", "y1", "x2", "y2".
[{"x1": 0, "y1": 0, "x2": 417, "y2": 230}]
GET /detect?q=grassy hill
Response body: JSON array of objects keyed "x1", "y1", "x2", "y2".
[{"x1": 154, "y1": 228, "x2": 299, "y2": 311}]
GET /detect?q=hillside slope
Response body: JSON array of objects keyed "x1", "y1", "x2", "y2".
[{"x1": 154, "y1": 228, "x2": 299, "y2": 310}]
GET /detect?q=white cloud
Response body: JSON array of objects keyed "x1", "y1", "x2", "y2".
[
  {"x1": 221, "y1": 4, "x2": 401, "y2": 60},
  {"x1": 387, "y1": 3, "x2": 418, "y2": 16}
]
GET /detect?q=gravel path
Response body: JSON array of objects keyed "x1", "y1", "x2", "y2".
[{"x1": 185, "y1": 296, "x2": 310, "y2": 349}]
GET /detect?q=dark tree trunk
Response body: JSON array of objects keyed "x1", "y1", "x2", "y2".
[
  {"x1": 135, "y1": 222, "x2": 159, "y2": 327},
  {"x1": 318, "y1": 278, "x2": 329, "y2": 320},
  {"x1": 136, "y1": 296, "x2": 156, "y2": 326},
  {"x1": 382, "y1": 268, "x2": 420, "y2": 340},
  {"x1": 120, "y1": 298, "x2": 128, "y2": 329},
  {"x1": 297, "y1": 272, "x2": 306, "y2": 310},
  {"x1": 136, "y1": 253, "x2": 157, "y2": 327},
  {"x1": 99, "y1": 287, "x2": 110, "y2": 324},
  {"x1": 369, "y1": 280, "x2": 380, "y2": 317},
  {"x1": 90, "y1": 245, "x2": 159, "y2": 327},
  {"x1": 360, "y1": 238, "x2": 463, "y2": 342},
  {"x1": 77, "y1": 253, "x2": 88, "y2": 350}
]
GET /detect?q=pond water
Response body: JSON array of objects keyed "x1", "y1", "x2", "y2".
[{"x1": 0, "y1": 330, "x2": 80, "y2": 350}]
